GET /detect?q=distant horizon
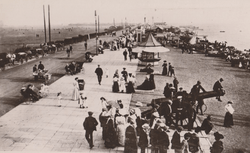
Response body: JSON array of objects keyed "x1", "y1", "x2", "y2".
[{"x1": 1, "y1": 0, "x2": 249, "y2": 28}]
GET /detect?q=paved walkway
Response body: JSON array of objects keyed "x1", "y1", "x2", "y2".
[{"x1": 0, "y1": 47, "x2": 212, "y2": 152}]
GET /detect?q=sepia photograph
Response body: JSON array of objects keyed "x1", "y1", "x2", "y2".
[{"x1": 0, "y1": 0, "x2": 250, "y2": 152}]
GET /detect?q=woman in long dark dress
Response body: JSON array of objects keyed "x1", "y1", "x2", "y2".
[
  {"x1": 223, "y1": 101, "x2": 234, "y2": 127},
  {"x1": 104, "y1": 118, "x2": 117, "y2": 148},
  {"x1": 126, "y1": 73, "x2": 135, "y2": 93},
  {"x1": 124, "y1": 117, "x2": 138, "y2": 153},
  {"x1": 149, "y1": 73, "x2": 156, "y2": 90},
  {"x1": 162, "y1": 60, "x2": 168, "y2": 75},
  {"x1": 112, "y1": 75, "x2": 119, "y2": 92},
  {"x1": 137, "y1": 75, "x2": 151, "y2": 90}
]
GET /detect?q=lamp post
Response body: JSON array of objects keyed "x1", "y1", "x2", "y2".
[{"x1": 95, "y1": 10, "x2": 98, "y2": 55}]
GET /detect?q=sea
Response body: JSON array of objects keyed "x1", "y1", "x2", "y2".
[{"x1": 196, "y1": 23, "x2": 250, "y2": 51}]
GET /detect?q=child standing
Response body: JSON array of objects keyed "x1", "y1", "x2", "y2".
[
  {"x1": 79, "y1": 92, "x2": 87, "y2": 108},
  {"x1": 120, "y1": 77, "x2": 126, "y2": 93}
]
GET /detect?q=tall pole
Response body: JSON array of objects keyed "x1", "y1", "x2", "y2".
[
  {"x1": 98, "y1": 15, "x2": 100, "y2": 34},
  {"x1": 48, "y1": 5, "x2": 51, "y2": 43},
  {"x1": 43, "y1": 5, "x2": 47, "y2": 44},
  {"x1": 95, "y1": 10, "x2": 98, "y2": 55}
]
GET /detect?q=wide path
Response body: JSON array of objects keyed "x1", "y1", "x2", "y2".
[
  {"x1": 0, "y1": 34, "x2": 111, "y2": 117},
  {"x1": 0, "y1": 45, "x2": 212, "y2": 152}
]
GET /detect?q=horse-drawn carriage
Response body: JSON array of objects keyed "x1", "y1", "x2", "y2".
[{"x1": 142, "y1": 90, "x2": 225, "y2": 129}]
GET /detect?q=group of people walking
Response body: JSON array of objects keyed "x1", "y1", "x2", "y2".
[{"x1": 112, "y1": 68, "x2": 136, "y2": 93}]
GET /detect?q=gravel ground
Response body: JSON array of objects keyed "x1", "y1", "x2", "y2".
[{"x1": 131, "y1": 46, "x2": 250, "y2": 153}]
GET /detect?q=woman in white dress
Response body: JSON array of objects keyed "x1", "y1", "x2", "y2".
[
  {"x1": 72, "y1": 77, "x2": 79, "y2": 101},
  {"x1": 116, "y1": 115, "x2": 127, "y2": 146},
  {"x1": 120, "y1": 77, "x2": 126, "y2": 93}
]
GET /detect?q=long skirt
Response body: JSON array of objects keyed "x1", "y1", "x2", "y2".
[
  {"x1": 72, "y1": 88, "x2": 79, "y2": 101},
  {"x1": 116, "y1": 125, "x2": 126, "y2": 146},
  {"x1": 126, "y1": 82, "x2": 135, "y2": 93},
  {"x1": 224, "y1": 112, "x2": 234, "y2": 127},
  {"x1": 162, "y1": 67, "x2": 167, "y2": 75},
  {"x1": 137, "y1": 80, "x2": 151, "y2": 90},
  {"x1": 112, "y1": 82, "x2": 119, "y2": 92}
]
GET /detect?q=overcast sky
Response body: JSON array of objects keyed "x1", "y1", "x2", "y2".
[{"x1": 0, "y1": 0, "x2": 249, "y2": 27}]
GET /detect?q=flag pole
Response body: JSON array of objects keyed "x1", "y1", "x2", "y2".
[
  {"x1": 48, "y1": 5, "x2": 51, "y2": 43},
  {"x1": 43, "y1": 5, "x2": 47, "y2": 44},
  {"x1": 95, "y1": 10, "x2": 98, "y2": 55}
]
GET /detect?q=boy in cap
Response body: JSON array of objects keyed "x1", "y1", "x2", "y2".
[
  {"x1": 83, "y1": 111, "x2": 98, "y2": 149},
  {"x1": 171, "y1": 126, "x2": 183, "y2": 152},
  {"x1": 213, "y1": 78, "x2": 224, "y2": 102}
]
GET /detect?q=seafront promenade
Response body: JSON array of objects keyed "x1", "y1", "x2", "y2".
[{"x1": 0, "y1": 46, "x2": 212, "y2": 152}]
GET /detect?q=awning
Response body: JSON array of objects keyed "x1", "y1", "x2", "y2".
[{"x1": 133, "y1": 46, "x2": 170, "y2": 53}]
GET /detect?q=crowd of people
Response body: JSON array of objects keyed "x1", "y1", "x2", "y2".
[
  {"x1": 112, "y1": 68, "x2": 136, "y2": 93},
  {"x1": 26, "y1": 29, "x2": 235, "y2": 152},
  {"x1": 82, "y1": 96, "x2": 226, "y2": 153}
]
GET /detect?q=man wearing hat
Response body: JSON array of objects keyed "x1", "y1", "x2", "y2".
[
  {"x1": 83, "y1": 111, "x2": 98, "y2": 149},
  {"x1": 190, "y1": 81, "x2": 206, "y2": 104},
  {"x1": 211, "y1": 132, "x2": 224, "y2": 153},
  {"x1": 171, "y1": 126, "x2": 183, "y2": 152},
  {"x1": 201, "y1": 115, "x2": 214, "y2": 134},
  {"x1": 173, "y1": 77, "x2": 179, "y2": 93},
  {"x1": 121, "y1": 68, "x2": 128, "y2": 82},
  {"x1": 213, "y1": 78, "x2": 224, "y2": 102},
  {"x1": 95, "y1": 65, "x2": 103, "y2": 85}
]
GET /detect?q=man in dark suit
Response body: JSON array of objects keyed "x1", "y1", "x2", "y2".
[
  {"x1": 213, "y1": 78, "x2": 224, "y2": 102},
  {"x1": 38, "y1": 61, "x2": 44, "y2": 71},
  {"x1": 121, "y1": 68, "x2": 128, "y2": 82},
  {"x1": 83, "y1": 111, "x2": 98, "y2": 149},
  {"x1": 190, "y1": 81, "x2": 206, "y2": 103},
  {"x1": 95, "y1": 65, "x2": 103, "y2": 85}
]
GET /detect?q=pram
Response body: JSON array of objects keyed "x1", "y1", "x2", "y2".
[{"x1": 85, "y1": 52, "x2": 93, "y2": 62}]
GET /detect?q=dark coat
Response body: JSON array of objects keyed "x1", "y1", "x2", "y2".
[
  {"x1": 191, "y1": 84, "x2": 206, "y2": 95},
  {"x1": 83, "y1": 116, "x2": 98, "y2": 131},
  {"x1": 171, "y1": 131, "x2": 181, "y2": 149},
  {"x1": 213, "y1": 81, "x2": 223, "y2": 91},
  {"x1": 211, "y1": 140, "x2": 223, "y2": 153},
  {"x1": 201, "y1": 118, "x2": 213, "y2": 134},
  {"x1": 124, "y1": 125, "x2": 137, "y2": 153},
  {"x1": 158, "y1": 131, "x2": 170, "y2": 148},
  {"x1": 138, "y1": 129, "x2": 148, "y2": 148},
  {"x1": 38, "y1": 63, "x2": 44, "y2": 70},
  {"x1": 95, "y1": 67, "x2": 103, "y2": 76}
]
